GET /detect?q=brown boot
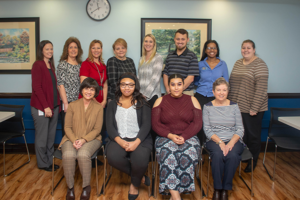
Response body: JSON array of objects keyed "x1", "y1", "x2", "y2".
[
  {"x1": 221, "y1": 190, "x2": 228, "y2": 200},
  {"x1": 66, "y1": 187, "x2": 75, "y2": 200},
  {"x1": 80, "y1": 185, "x2": 91, "y2": 200},
  {"x1": 212, "y1": 189, "x2": 221, "y2": 200}
]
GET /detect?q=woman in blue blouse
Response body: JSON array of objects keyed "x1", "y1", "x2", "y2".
[{"x1": 194, "y1": 40, "x2": 229, "y2": 144}]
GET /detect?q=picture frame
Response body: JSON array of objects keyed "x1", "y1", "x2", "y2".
[
  {"x1": 141, "y1": 18, "x2": 212, "y2": 63},
  {"x1": 0, "y1": 17, "x2": 40, "y2": 74}
]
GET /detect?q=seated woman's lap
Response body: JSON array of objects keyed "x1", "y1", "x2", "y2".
[
  {"x1": 205, "y1": 140, "x2": 244, "y2": 161},
  {"x1": 61, "y1": 140, "x2": 101, "y2": 160}
]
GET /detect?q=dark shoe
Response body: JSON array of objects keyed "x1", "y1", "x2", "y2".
[
  {"x1": 80, "y1": 185, "x2": 91, "y2": 200},
  {"x1": 212, "y1": 189, "x2": 221, "y2": 200},
  {"x1": 66, "y1": 187, "x2": 75, "y2": 200},
  {"x1": 54, "y1": 164, "x2": 59, "y2": 170},
  {"x1": 39, "y1": 166, "x2": 55, "y2": 172},
  {"x1": 143, "y1": 175, "x2": 150, "y2": 186},
  {"x1": 221, "y1": 190, "x2": 228, "y2": 200},
  {"x1": 128, "y1": 191, "x2": 139, "y2": 200},
  {"x1": 244, "y1": 160, "x2": 257, "y2": 173}
]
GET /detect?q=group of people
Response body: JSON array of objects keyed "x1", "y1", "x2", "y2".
[{"x1": 30, "y1": 28, "x2": 268, "y2": 200}]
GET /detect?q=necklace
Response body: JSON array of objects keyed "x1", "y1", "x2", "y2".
[{"x1": 93, "y1": 62, "x2": 104, "y2": 97}]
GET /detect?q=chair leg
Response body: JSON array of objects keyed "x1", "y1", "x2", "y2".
[
  {"x1": 51, "y1": 156, "x2": 64, "y2": 196},
  {"x1": 151, "y1": 152, "x2": 155, "y2": 197},
  {"x1": 238, "y1": 157, "x2": 254, "y2": 196},
  {"x1": 100, "y1": 155, "x2": 112, "y2": 196},
  {"x1": 99, "y1": 145, "x2": 106, "y2": 196},
  {"x1": 3, "y1": 135, "x2": 31, "y2": 177},
  {"x1": 206, "y1": 156, "x2": 210, "y2": 198},
  {"x1": 154, "y1": 153, "x2": 159, "y2": 199},
  {"x1": 148, "y1": 160, "x2": 151, "y2": 197},
  {"x1": 95, "y1": 156, "x2": 98, "y2": 196},
  {"x1": 263, "y1": 137, "x2": 276, "y2": 181}
]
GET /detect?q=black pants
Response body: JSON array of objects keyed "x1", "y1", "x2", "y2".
[
  {"x1": 60, "y1": 110, "x2": 66, "y2": 138},
  {"x1": 106, "y1": 139, "x2": 151, "y2": 187},
  {"x1": 194, "y1": 93, "x2": 215, "y2": 145},
  {"x1": 206, "y1": 140, "x2": 244, "y2": 190},
  {"x1": 241, "y1": 112, "x2": 264, "y2": 163}
]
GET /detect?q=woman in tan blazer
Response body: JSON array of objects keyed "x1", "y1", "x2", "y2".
[{"x1": 59, "y1": 77, "x2": 103, "y2": 200}]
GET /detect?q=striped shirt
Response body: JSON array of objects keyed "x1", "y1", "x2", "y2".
[
  {"x1": 106, "y1": 57, "x2": 136, "y2": 100},
  {"x1": 228, "y1": 58, "x2": 269, "y2": 113},
  {"x1": 162, "y1": 48, "x2": 199, "y2": 91},
  {"x1": 203, "y1": 101, "x2": 244, "y2": 142},
  {"x1": 138, "y1": 53, "x2": 163, "y2": 100}
]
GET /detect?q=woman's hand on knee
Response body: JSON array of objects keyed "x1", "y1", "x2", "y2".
[
  {"x1": 125, "y1": 138, "x2": 141, "y2": 152},
  {"x1": 115, "y1": 137, "x2": 129, "y2": 150},
  {"x1": 168, "y1": 133, "x2": 184, "y2": 145}
]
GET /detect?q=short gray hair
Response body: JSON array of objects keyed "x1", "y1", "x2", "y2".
[{"x1": 213, "y1": 77, "x2": 230, "y2": 91}]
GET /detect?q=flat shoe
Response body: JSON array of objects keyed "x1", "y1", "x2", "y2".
[
  {"x1": 128, "y1": 191, "x2": 139, "y2": 200},
  {"x1": 221, "y1": 190, "x2": 228, "y2": 200},
  {"x1": 66, "y1": 187, "x2": 75, "y2": 200},
  {"x1": 39, "y1": 166, "x2": 55, "y2": 172},
  {"x1": 143, "y1": 175, "x2": 150, "y2": 186},
  {"x1": 80, "y1": 185, "x2": 91, "y2": 200},
  {"x1": 54, "y1": 164, "x2": 59, "y2": 170},
  {"x1": 212, "y1": 189, "x2": 221, "y2": 200}
]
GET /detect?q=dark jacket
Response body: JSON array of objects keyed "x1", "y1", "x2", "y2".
[{"x1": 105, "y1": 99, "x2": 152, "y2": 153}]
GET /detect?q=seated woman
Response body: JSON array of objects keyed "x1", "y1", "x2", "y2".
[
  {"x1": 152, "y1": 74, "x2": 202, "y2": 200},
  {"x1": 106, "y1": 72, "x2": 152, "y2": 200},
  {"x1": 59, "y1": 77, "x2": 103, "y2": 200},
  {"x1": 203, "y1": 77, "x2": 244, "y2": 200}
]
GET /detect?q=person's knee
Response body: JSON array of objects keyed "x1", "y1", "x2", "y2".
[
  {"x1": 77, "y1": 151, "x2": 91, "y2": 162},
  {"x1": 62, "y1": 151, "x2": 76, "y2": 160}
]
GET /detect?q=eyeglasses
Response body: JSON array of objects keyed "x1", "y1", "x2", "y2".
[
  {"x1": 207, "y1": 47, "x2": 217, "y2": 50},
  {"x1": 120, "y1": 83, "x2": 135, "y2": 88}
]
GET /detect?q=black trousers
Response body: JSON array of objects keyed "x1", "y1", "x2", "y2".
[
  {"x1": 241, "y1": 112, "x2": 264, "y2": 163},
  {"x1": 106, "y1": 139, "x2": 151, "y2": 187},
  {"x1": 194, "y1": 93, "x2": 215, "y2": 145},
  {"x1": 206, "y1": 140, "x2": 244, "y2": 190}
]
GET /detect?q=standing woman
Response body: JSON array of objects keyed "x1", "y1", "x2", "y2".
[
  {"x1": 107, "y1": 38, "x2": 136, "y2": 102},
  {"x1": 80, "y1": 40, "x2": 107, "y2": 107},
  {"x1": 228, "y1": 39, "x2": 269, "y2": 172},
  {"x1": 106, "y1": 73, "x2": 152, "y2": 200},
  {"x1": 57, "y1": 37, "x2": 83, "y2": 137},
  {"x1": 194, "y1": 40, "x2": 229, "y2": 144},
  {"x1": 138, "y1": 34, "x2": 163, "y2": 108},
  {"x1": 31, "y1": 40, "x2": 61, "y2": 171}
]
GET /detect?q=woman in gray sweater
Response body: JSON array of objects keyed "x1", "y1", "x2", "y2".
[{"x1": 203, "y1": 77, "x2": 244, "y2": 200}]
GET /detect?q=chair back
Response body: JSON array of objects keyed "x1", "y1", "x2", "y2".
[
  {"x1": 0, "y1": 104, "x2": 25, "y2": 134},
  {"x1": 269, "y1": 107, "x2": 300, "y2": 137}
]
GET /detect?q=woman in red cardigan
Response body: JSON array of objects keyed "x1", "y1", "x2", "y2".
[
  {"x1": 79, "y1": 40, "x2": 107, "y2": 107},
  {"x1": 30, "y1": 40, "x2": 61, "y2": 172}
]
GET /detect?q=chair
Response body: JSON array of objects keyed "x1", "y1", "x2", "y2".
[
  {"x1": 0, "y1": 104, "x2": 30, "y2": 177},
  {"x1": 263, "y1": 108, "x2": 300, "y2": 181},
  {"x1": 153, "y1": 149, "x2": 204, "y2": 199},
  {"x1": 51, "y1": 144, "x2": 105, "y2": 196},
  {"x1": 203, "y1": 145, "x2": 254, "y2": 197},
  {"x1": 100, "y1": 152, "x2": 154, "y2": 197}
]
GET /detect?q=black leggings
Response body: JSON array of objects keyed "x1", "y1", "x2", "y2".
[{"x1": 106, "y1": 139, "x2": 151, "y2": 187}]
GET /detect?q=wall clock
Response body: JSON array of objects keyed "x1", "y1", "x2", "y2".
[{"x1": 86, "y1": 0, "x2": 111, "y2": 21}]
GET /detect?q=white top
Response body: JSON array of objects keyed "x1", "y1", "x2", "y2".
[
  {"x1": 115, "y1": 105, "x2": 139, "y2": 138},
  {"x1": 0, "y1": 111, "x2": 15, "y2": 123},
  {"x1": 278, "y1": 116, "x2": 300, "y2": 130}
]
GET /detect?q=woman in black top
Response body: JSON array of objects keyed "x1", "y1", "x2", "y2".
[
  {"x1": 106, "y1": 38, "x2": 136, "y2": 102},
  {"x1": 106, "y1": 72, "x2": 151, "y2": 200}
]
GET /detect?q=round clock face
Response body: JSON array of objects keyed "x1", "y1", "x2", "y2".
[{"x1": 86, "y1": 0, "x2": 111, "y2": 21}]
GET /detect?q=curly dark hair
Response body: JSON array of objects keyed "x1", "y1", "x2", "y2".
[
  {"x1": 200, "y1": 40, "x2": 220, "y2": 61},
  {"x1": 115, "y1": 72, "x2": 147, "y2": 109}
]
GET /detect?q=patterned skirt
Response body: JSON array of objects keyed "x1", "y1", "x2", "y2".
[{"x1": 155, "y1": 136, "x2": 201, "y2": 194}]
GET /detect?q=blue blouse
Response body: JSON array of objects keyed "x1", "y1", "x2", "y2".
[{"x1": 194, "y1": 57, "x2": 229, "y2": 97}]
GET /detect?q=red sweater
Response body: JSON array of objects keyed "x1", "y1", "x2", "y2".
[
  {"x1": 79, "y1": 59, "x2": 107, "y2": 103},
  {"x1": 151, "y1": 94, "x2": 202, "y2": 141},
  {"x1": 30, "y1": 60, "x2": 61, "y2": 111}
]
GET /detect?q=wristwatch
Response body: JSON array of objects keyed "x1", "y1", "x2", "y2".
[{"x1": 216, "y1": 140, "x2": 223, "y2": 145}]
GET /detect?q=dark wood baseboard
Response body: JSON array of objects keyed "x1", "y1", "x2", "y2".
[
  {"x1": 1, "y1": 93, "x2": 300, "y2": 99},
  {"x1": 0, "y1": 142, "x2": 293, "y2": 154}
]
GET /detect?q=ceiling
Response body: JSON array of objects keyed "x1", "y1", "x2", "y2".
[{"x1": 0, "y1": 0, "x2": 299, "y2": 4}]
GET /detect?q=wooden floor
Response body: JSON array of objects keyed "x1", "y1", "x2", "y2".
[{"x1": 0, "y1": 151, "x2": 300, "y2": 200}]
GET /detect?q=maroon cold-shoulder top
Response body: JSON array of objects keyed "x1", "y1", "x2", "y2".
[{"x1": 151, "y1": 94, "x2": 202, "y2": 141}]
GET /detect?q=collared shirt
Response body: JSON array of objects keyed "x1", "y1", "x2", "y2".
[
  {"x1": 194, "y1": 57, "x2": 229, "y2": 97},
  {"x1": 162, "y1": 48, "x2": 199, "y2": 91}
]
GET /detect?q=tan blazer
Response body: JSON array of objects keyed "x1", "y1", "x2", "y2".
[{"x1": 59, "y1": 98, "x2": 103, "y2": 148}]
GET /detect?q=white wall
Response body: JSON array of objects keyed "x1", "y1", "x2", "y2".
[{"x1": 0, "y1": 0, "x2": 300, "y2": 93}]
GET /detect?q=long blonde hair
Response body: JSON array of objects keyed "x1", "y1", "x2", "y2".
[
  {"x1": 88, "y1": 40, "x2": 104, "y2": 64},
  {"x1": 139, "y1": 34, "x2": 157, "y2": 66}
]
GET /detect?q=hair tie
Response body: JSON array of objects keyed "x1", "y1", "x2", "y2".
[{"x1": 120, "y1": 74, "x2": 136, "y2": 83}]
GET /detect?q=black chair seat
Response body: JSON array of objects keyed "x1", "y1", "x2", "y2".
[
  {"x1": 0, "y1": 132, "x2": 24, "y2": 143},
  {"x1": 241, "y1": 147, "x2": 252, "y2": 161},
  {"x1": 271, "y1": 137, "x2": 300, "y2": 150}
]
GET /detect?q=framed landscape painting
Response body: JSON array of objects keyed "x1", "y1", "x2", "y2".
[
  {"x1": 141, "y1": 18, "x2": 212, "y2": 64},
  {"x1": 0, "y1": 17, "x2": 40, "y2": 74}
]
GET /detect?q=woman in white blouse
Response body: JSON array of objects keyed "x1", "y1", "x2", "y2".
[{"x1": 106, "y1": 72, "x2": 152, "y2": 200}]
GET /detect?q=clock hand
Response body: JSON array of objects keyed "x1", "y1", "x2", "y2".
[{"x1": 91, "y1": 8, "x2": 99, "y2": 13}]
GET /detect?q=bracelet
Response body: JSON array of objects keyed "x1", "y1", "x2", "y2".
[{"x1": 216, "y1": 140, "x2": 223, "y2": 145}]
